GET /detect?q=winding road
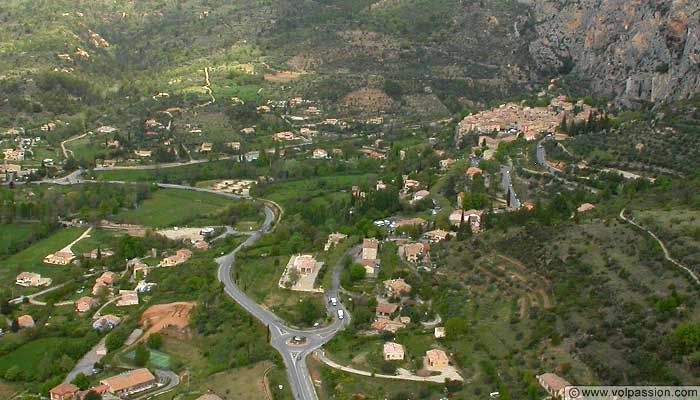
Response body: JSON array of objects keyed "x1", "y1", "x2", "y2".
[{"x1": 52, "y1": 170, "x2": 350, "y2": 400}]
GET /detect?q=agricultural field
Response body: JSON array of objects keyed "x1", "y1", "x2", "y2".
[{"x1": 112, "y1": 188, "x2": 233, "y2": 228}]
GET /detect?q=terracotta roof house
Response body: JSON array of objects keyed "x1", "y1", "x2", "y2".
[
  {"x1": 537, "y1": 373, "x2": 573, "y2": 399},
  {"x1": 312, "y1": 148, "x2": 328, "y2": 159},
  {"x1": 449, "y1": 209, "x2": 483, "y2": 232},
  {"x1": 100, "y1": 368, "x2": 157, "y2": 396},
  {"x1": 76, "y1": 384, "x2": 109, "y2": 399},
  {"x1": 394, "y1": 217, "x2": 426, "y2": 229},
  {"x1": 93, "y1": 271, "x2": 118, "y2": 295},
  {"x1": 412, "y1": 190, "x2": 430, "y2": 203},
  {"x1": 362, "y1": 238, "x2": 379, "y2": 261},
  {"x1": 384, "y1": 278, "x2": 412, "y2": 297},
  {"x1": 76, "y1": 296, "x2": 97, "y2": 313},
  {"x1": 376, "y1": 302, "x2": 398, "y2": 317},
  {"x1": 17, "y1": 314, "x2": 35, "y2": 329},
  {"x1": 577, "y1": 203, "x2": 596, "y2": 213},
  {"x1": 425, "y1": 349, "x2": 449, "y2": 368},
  {"x1": 43, "y1": 251, "x2": 76, "y2": 265},
  {"x1": 160, "y1": 249, "x2": 193, "y2": 267},
  {"x1": 423, "y1": 229, "x2": 454, "y2": 242},
  {"x1": 116, "y1": 290, "x2": 139, "y2": 307},
  {"x1": 50, "y1": 383, "x2": 79, "y2": 400},
  {"x1": 400, "y1": 243, "x2": 428, "y2": 263},
  {"x1": 371, "y1": 318, "x2": 406, "y2": 333},
  {"x1": 361, "y1": 258, "x2": 380, "y2": 277},
  {"x1": 466, "y1": 167, "x2": 483, "y2": 178},
  {"x1": 383, "y1": 342, "x2": 405, "y2": 361},
  {"x1": 289, "y1": 254, "x2": 318, "y2": 275},
  {"x1": 16, "y1": 272, "x2": 52, "y2": 287}
]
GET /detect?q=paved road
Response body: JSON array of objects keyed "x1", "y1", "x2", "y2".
[
  {"x1": 36, "y1": 171, "x2": 350, "y2": 399},
  {"x1": 500, "y1": 163, "x2": 521, "y2": 210},
  {"x1": 216, "y1": 205, "x2": 351, "y2": 400},
  {"x1": 64, "y1": 337, "x2": 106, "y2": 383},
  {"x1": 9, "y1": 282, "x2": 68, "y2": 305}
]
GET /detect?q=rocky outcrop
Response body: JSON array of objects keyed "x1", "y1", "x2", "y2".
[{"x1": 528, "y1": 0, "x2": 700, "y2": 107}]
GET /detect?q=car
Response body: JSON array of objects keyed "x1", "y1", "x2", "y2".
[
  {"x1": 329, "y1": 297, "x2": 338, "y2": 306},
  {"x1": 337, "y1": 309, "x2": 344, "y2": 319}
]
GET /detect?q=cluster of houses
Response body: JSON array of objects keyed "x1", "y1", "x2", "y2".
[
  {"x1": 381, "y1": 342, "x2": 451, "y2": 369},
  {"x1": 212, "y1": 179, "x2": 256, "y2": 196},
  {"x1": 371, "y1": 278, "x2": 412, "y2": 333},
  {"x1": 50, "y1": 368, "x2": 159, "y2": 400},
  {"x1": 449, "y1": 209, "x2": 483, "y2": 233}
]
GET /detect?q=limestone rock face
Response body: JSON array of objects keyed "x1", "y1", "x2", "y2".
[{"x1": 528, "y1": 0, "x2": 700, "y2": 106}]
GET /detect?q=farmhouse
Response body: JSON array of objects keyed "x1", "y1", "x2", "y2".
[
  {"x1": 275, "y1": 131, "x2": 296, "y2": 141},
  {"x1": 371, "y1": 317, "x2": 406, "y2": 333},
  {"x1": 312, "y1": 148, "x2": 328, "y2": 159},
  {"x1": 577, "y1": 203, "x2": 596, "y2": 213},
  {"x1": 466, "y1": 167, "x2": 483, "y2": 178},
  {"x1": 116, "y1": 290, "x2": 139, "y2": 307},
  {"x1": 16, "y1": 272, "x2": 52, "y2": 287},
  {"x1": 289, "y1": 254, "x2": 318, "y2": 275},
  {"x1": 83, "y1": 248, "x2": 114, "y2": 259},
  {"x1": 199, "y1": 142, "x2": 213, "y2": 153},
  {"x1": 384, "y1": 278, "x2": 412, "y2": 297},
  {"x1": 43, "y1": 251, "x2": 76, "y2": 265},
  {"x1": 160, "y1": 249, "x2": 193, "y2": 267},
  {"x1": 76, "y1": 296, "x2": 97, "y2": 313},
  {"x1": 423, "y1": 229, "x2": 453, "y2": 242},
  {"x1": 537, "y1": 373, "x2": 573, "y2": 399},
  {"x1": 394, "y1": 217, "x2": 426, "y2": 230},
  {"x1": 449, "y1": 209, "x2": 483, "y2": 232},
  {"x1": 49, "y1": 383, "x2": 79, "y2": 400},
  {"x1": 362, "y1": 238, "x2": 379, "y2": 261},
  {"x1": 93, "y1": 271, "x2": 118, "y2": 295},
  {"x1": 425, "y1": 349, "x2": 449, "y2": 368},
  {"x1": 383, "y1": 342, "x2": 405, "y2": 361},
  {"x1": 376, "y1": 302, "x2": 398, "y2": 318},
  {"x1": 412, "y1": 190, "x2": 430, "y2": 203},
  {"x1": 399, "y1": 242, "x2": 428, "y2": 263},
  {"x1": 100, "y1": 368, "x2": 157, "y2": 396},
  {"x1": 17, "y1": 314, "x2": 35, "y2": 329}
]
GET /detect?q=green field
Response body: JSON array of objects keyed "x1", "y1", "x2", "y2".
[
  {"x1": 0, "y1": 337, "x2": 82, "y2": 378},
  {"x1": 113, "y1": 189, "x2": 233, "y2": 228},
  {"x1": 0, "y1": 223, "x2": 38, "y2": 255}
]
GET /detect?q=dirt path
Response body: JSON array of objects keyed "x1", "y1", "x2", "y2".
[
  {"x1": 620, "y1": 208, "x2": 700, "y2": 286},
  {"x1": 61, "y1": 132, "x2": 88, "y2": 159},
  {"x1": 195, "y1": 67, "x2": 215, "y2": 109}
]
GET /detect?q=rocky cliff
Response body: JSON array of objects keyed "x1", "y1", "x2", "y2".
[{"x1": 527, "y1": 0, "x2": 700, "y2": 107}]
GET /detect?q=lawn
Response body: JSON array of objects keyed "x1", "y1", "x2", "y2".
[
  {"x1": 0, "y1": 227, "x2": 85, "y2": 291},
  {"x1": 0, "y1": 337, "x2": 82, "y2": 377},
  {"x1": 0, "y1": 223, "x2": 38, "y2": 255},
  {"x1": 113, "y1": 189, "x2": 233, "y2": 228}
]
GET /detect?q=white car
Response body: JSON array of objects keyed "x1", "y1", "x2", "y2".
[{"x1": 337, "y1": 309, "x2": 344, "y2": 319}]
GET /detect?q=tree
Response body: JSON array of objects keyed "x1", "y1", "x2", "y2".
[
  {"x1": 349, "y1": 264, "x2": 367, "y2": 282},
  {"x1": 445, "y1": 317, "x2": 468, "y2": 337},
  {"x1": 134, "y1": 344, "x2": 150, "y2": 366},
  {"x1": 147, "y1": 333, "x2": 163, "y2": 350},
  {"x1": 72, "y1": 373, "x2": 90, "y2": 390},
  {"x1": 83, "y1": 390, "x2": 102, "y2": 400}
]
